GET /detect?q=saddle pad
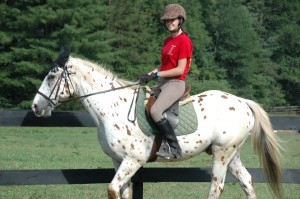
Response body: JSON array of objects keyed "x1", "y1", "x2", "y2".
[{"x1": 136, "y1": 87, "x2": 198, "y2": 136}]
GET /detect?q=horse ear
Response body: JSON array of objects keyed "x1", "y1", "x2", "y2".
[
  {"x1": 59, "y1": 46, "x2": 70, "y2": 58},
  {"x1": 52, "y1": 46, "x2": 71, "y2": 69}
]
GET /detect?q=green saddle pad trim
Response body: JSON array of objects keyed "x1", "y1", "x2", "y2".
[{"x1": 136, "y1": 87, "x2": 198, "y2": 136}]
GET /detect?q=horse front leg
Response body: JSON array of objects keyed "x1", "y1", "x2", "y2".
[
  {"x1": 111, "y1": 159, "x2": 134, "y2": 199},
  {"x1": 108, "y1": 158, "x2": 142, "y2": 199}
]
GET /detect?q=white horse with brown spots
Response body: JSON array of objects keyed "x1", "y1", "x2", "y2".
[{"x1": 31, "y1": 48, "x2": 283, "y2": 199}]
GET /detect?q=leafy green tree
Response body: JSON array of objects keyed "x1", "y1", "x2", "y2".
[
  {"x1": 0, "y1": 1, "x2": 56, "y2": 109},
  {"x1": 104, "y1": 0, "x2": 166, "y2": 80},
  {"x1": 213, "y1": 0, "x2": 284, "y2": 105},
  {"x1": 262, "y1": 0, "x2": 300, "y2": 105},
  {"x1": 0, "y1": 0, "x2": 298, "y2": 109},
  {"x1": 185, "y1": 0, "x2": 232, "y2": 94},
  {"x1": 0, "y1": 1, "x2": 115, "y2": 109}
]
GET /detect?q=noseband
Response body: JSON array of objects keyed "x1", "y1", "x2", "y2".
[{"x1": 37, "y1": 66, "x2": 75, "y2": 108}]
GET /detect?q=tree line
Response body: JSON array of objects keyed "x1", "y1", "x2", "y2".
[{"x1": 0, "y1": 0, "x2": 299, "y2": 110}]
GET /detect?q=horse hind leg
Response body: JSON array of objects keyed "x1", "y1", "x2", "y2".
[
  {"x1": 208, "y1": 145, "x2": 238, "y2": 199},
  {"x1": 228, "y1": 152, "x2": 257, "y2": 199}
]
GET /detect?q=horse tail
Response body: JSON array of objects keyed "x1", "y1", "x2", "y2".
[{"x1": 246, "y1": 99, "x2": 283, "y2": 199}]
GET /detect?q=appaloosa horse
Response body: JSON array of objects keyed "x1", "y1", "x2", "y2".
[{"x1": 32, "y1": 48, "x2": 283, "y2": 199}]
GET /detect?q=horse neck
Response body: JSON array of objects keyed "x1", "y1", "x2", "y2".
[
  {"x1": 69, "y1": 57, "x2": 118, "y2": 96},
  {"x1": 68, "y1": 57, "x2": 134, "y2": 116}
]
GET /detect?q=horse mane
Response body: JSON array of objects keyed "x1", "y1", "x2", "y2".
[{"x1": 71, "y1": 56, "x2": 139, "y2": 89}]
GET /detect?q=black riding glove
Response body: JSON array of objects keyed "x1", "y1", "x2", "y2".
[{"x1": 139, "y1": 72, "x2": 158, "y2": 84}]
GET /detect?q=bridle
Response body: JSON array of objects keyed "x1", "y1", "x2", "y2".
[
  {"x1": 37, "y1": 65, "x2": 141, "y2": 121},
  {"x1": 37, "y1": 66, "x2": 75, "y2": 108}
]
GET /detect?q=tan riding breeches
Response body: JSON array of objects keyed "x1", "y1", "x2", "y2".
[{"x1": 150, "y1": 78, "x2": 185, "y2": 123}]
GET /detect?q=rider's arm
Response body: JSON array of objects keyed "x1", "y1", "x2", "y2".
[{"x1": 157, "y1": 58, "x2": 187, "y2": 77}]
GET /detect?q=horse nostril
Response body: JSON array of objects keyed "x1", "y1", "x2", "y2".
[{"x1": 32, "y1": 103, "x2": 38, "y2": 111}]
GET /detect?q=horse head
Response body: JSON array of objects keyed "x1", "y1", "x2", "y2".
[{"x1": 31, "y1": 47, "x2": 75, "y2": 117}]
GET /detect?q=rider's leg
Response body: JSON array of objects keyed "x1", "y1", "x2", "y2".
[{"x1": 150, "y1": 79, "x2": 185, "y2": 158}]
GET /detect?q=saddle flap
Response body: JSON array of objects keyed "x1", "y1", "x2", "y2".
[
  {"x1": 146, "y1": 95, "x2": 156, "y2": 117},
  {"x1": 137, "y1": 87, "x2": 198, "y2": 136}
]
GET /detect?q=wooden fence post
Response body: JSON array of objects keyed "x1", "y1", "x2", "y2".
[{"x1": 132, "y1": 181, "x2": 143, "y2": 199}]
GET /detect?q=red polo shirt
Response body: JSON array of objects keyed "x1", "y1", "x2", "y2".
[{"x1": 160, "y1": 33, "x2": 193, "y2": 80}]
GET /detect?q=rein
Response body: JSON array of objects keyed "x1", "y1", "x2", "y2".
[
  {"x1": 37, "y1": 66, "x2": 142, "y2": 122},
  {"x1": 63, "y1": 81, "x2": 141, "y2": 123},
  {"x1": 62, "y1": 82, "x2": 140, "y2": 103}
]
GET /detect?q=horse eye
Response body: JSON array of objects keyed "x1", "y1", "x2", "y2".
[{"x1": 47, "y1": 75, "x2": 55, "y2": 80}]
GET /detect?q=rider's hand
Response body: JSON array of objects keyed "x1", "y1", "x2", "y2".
[{"x1": 139, "y1": 72, "x2": 158, "y2": 84}]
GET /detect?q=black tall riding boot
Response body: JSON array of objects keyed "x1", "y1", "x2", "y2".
[{"x1": 155, "y1": 118, "x2": 182, "y2": 159}]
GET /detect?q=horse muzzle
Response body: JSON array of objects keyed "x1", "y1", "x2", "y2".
[{"x1": 31, "y1": 102, "x2": 52, "y2": 117}]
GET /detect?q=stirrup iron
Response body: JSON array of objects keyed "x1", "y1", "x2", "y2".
[{"x1": 156, "y1": 141, "x2": 174, "y2": 159}]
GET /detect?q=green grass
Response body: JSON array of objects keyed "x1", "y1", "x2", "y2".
[{"x1": 0, "y1": 127, "x2": 299, "y2": 199}]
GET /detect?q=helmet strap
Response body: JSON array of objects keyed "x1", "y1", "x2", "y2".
[
  {"x1": 170, "y1": 17, "x2": 184, "y2": 33},
  {"x1": 170, "y1": 27, "x2": 181, "y2": 33}
]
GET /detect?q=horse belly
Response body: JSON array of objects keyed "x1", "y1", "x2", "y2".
[{"x1": 97, "y1": 126, "x2": 153, "y2": 163}]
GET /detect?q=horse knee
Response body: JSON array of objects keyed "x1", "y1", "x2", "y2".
[{"x1": 108, "y1": 185, "x2": 119, "y2": 199}]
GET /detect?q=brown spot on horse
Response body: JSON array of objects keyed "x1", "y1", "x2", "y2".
[
  {"x1": 229, "y1": 107, "x2": 235, "y2": 111},
  {"x1": 114, "y1": 124, "x2": 120, "y2": 130}
]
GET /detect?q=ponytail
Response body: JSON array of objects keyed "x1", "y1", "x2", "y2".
[{"x1": 181, "y1": 28, "x2": 189, "y2": 36}]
